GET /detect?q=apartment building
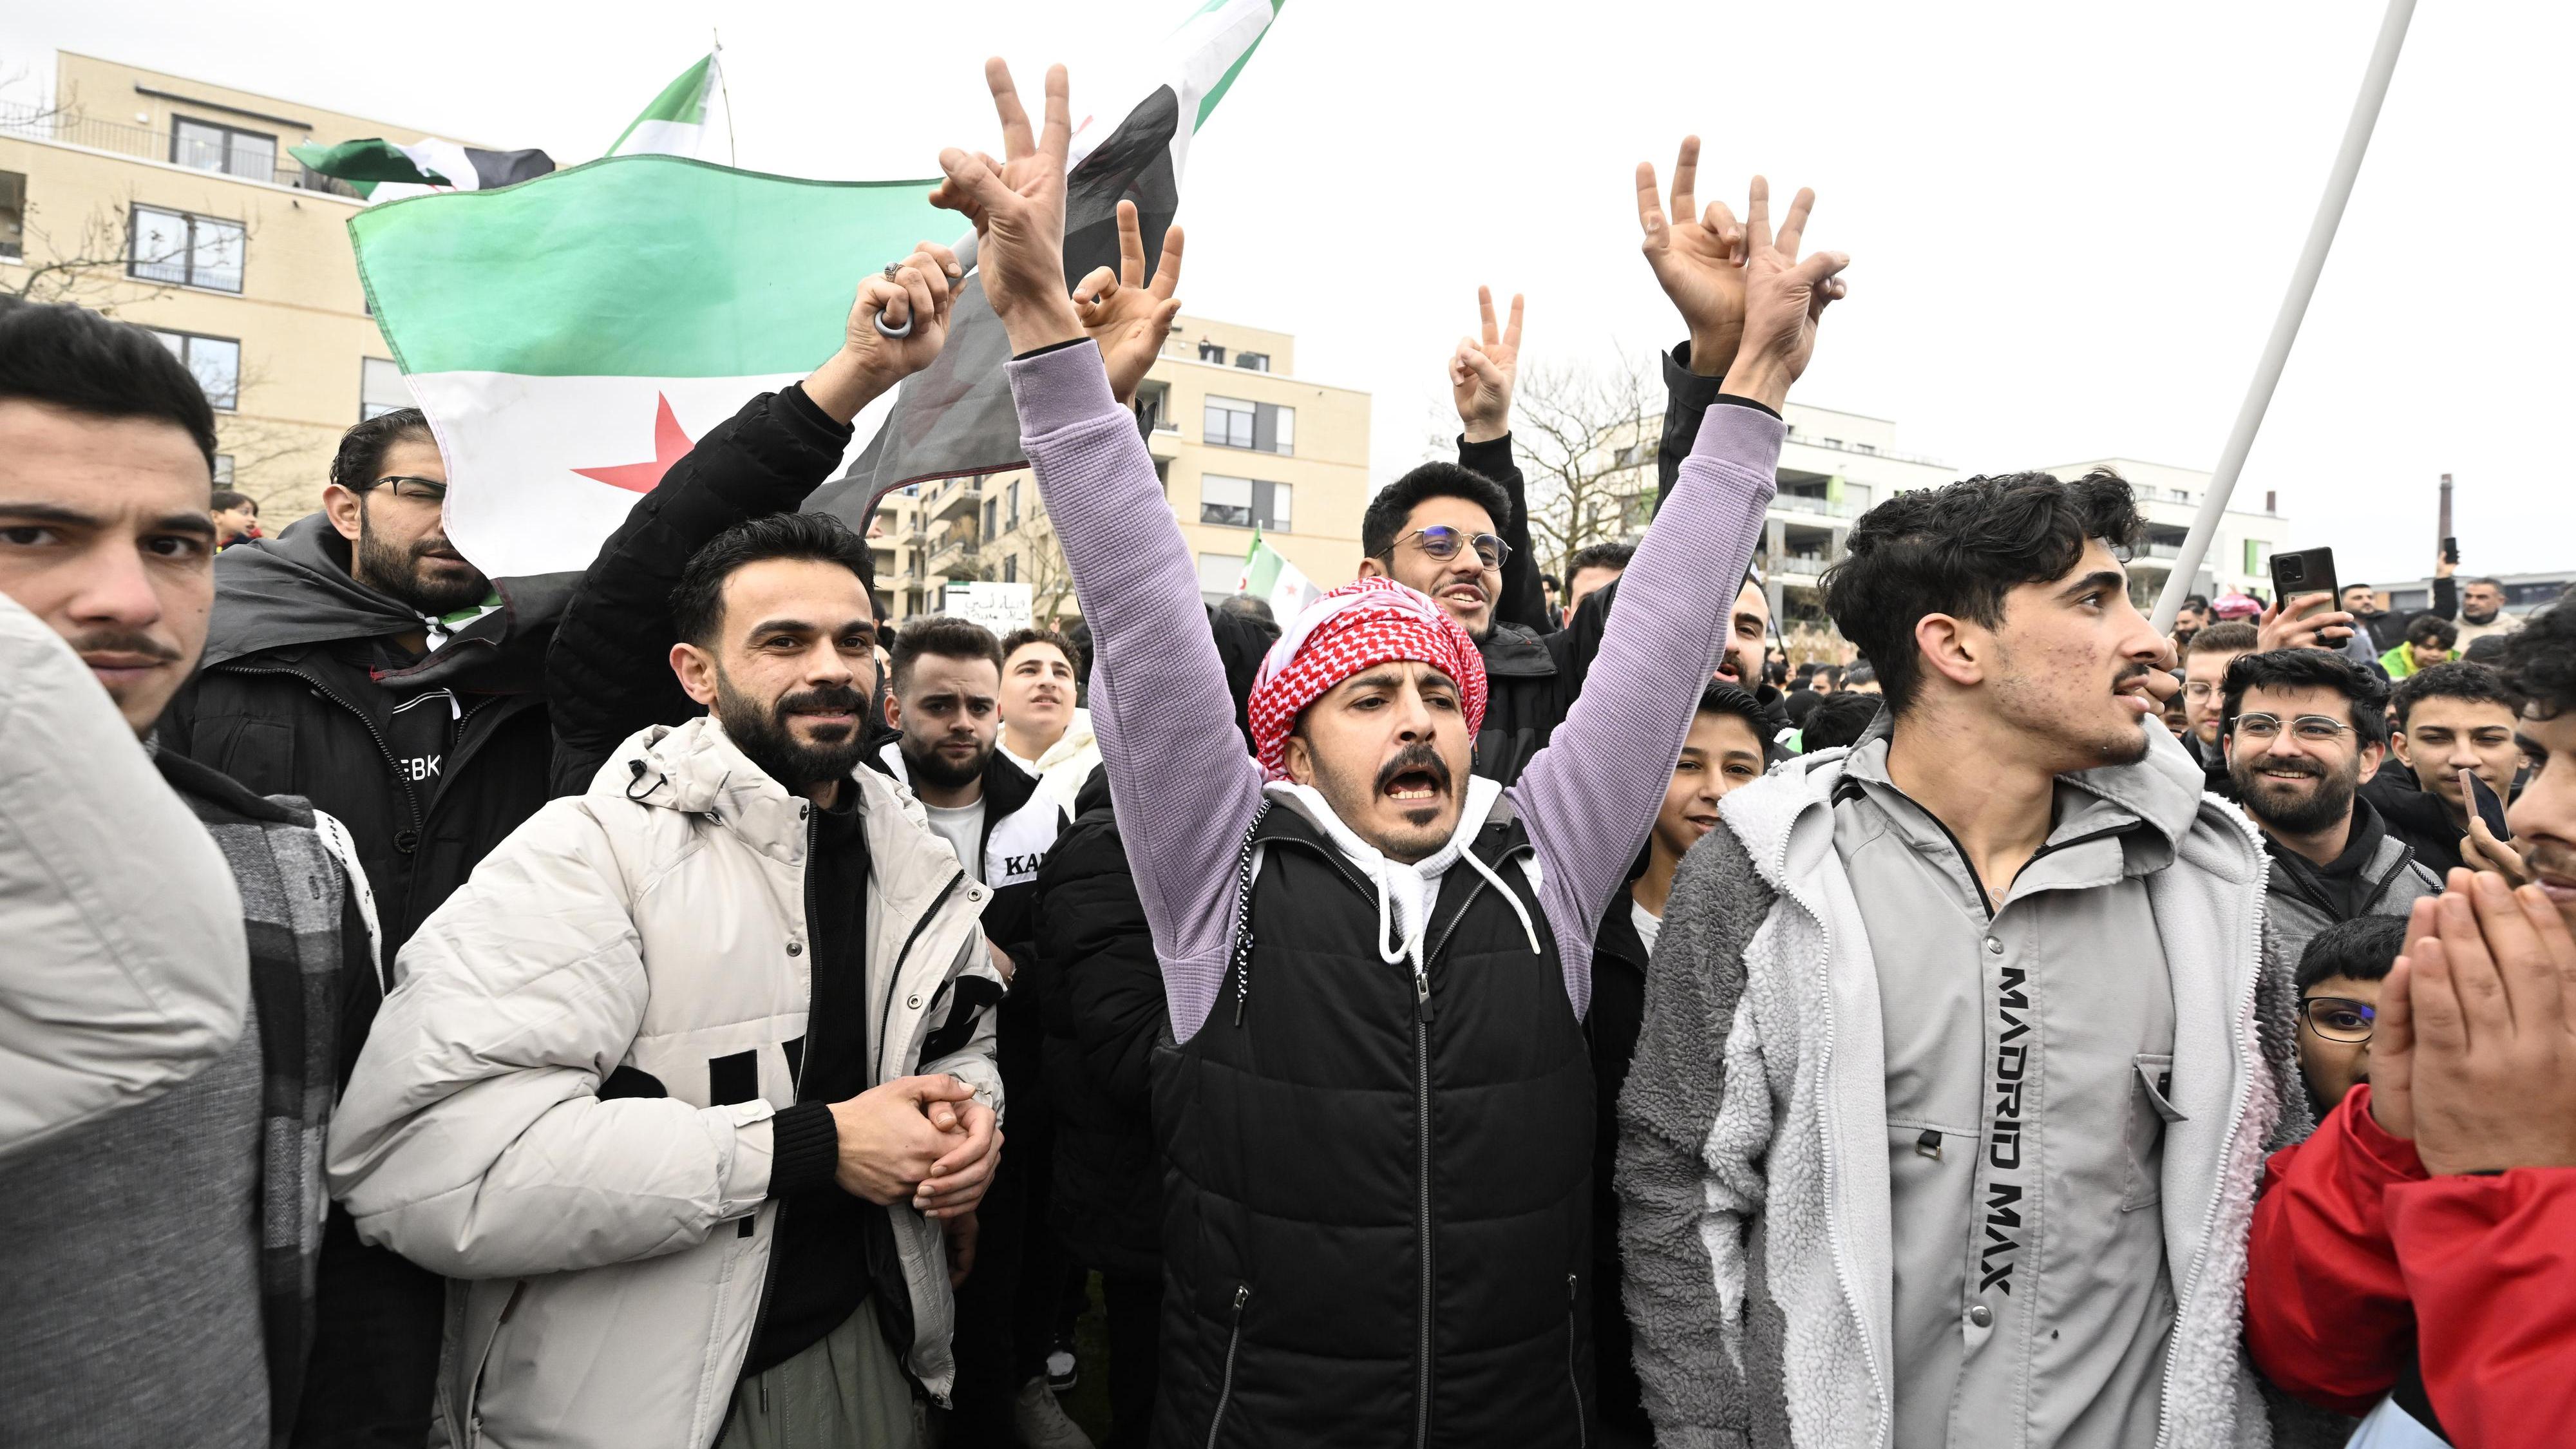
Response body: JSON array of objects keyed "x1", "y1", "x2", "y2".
[
  {"x1": 2041, "y1": 455, "x2": 2294, "y2": 604},
  {"x1": 875, "y1": 314, "x2": 1372, "y2": 624},
  {"x1": 0, "y1": 52, "x2": 441, "y2": 519}
]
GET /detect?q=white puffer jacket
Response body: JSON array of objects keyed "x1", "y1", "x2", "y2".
[{"x1": 327, "y1": 715, "x2": 1004, "y2": 1448}]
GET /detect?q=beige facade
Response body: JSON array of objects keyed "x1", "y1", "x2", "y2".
[
  {"x1": 2041, "y1": 455, "x2": 2293, "y2": 605},
  {"x1": 876, "y1": 314, "x2": 1373, "y2": 625},
  {"x1": 1, "y1": 53, "x2": 442, "y2": 521}
]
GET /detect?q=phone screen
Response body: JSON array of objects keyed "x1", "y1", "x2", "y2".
[{"x1": 2464, "y1": 770, "x2": 2512, "y2": 840}]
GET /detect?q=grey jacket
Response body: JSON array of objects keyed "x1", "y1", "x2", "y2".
[
  {"x1": 2260, "y1": 802, "x2": 2440, "y2": 980},
  {"x1": 1615, "y1": 726, "x2": 2309, "y2": 1449}
]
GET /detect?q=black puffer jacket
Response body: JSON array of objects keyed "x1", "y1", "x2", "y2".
[
  {"x1": 1035, "y1": 766, "x2": 1169, "y2": 1276},
  {"x1": 1151, "y1": 802, "x2": 1595, "y2": 1449}
]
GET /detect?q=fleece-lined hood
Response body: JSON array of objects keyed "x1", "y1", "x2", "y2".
[{"x1": 203, "y1": 514, "x2": 573, "y2": 690}]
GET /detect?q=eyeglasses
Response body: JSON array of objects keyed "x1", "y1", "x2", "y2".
[
  {"x1": 2233, "y1": 712, "x2": 2354, "y2": 743},
  {"x1": 2298, "y1": 996, "x2": 2376, "y2": 1044},
  {"x1": 1390, "y1": 526, "x2": 1508, "y2": 571},
  {"x1": 372, "y1": 475, "x2": 448, "y2": 504},
  {"x1": 2184, "y1": 681, "x2": 2219, "y2": 700}
]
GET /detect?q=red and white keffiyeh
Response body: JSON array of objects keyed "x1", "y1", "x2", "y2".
[{"x1": 1245, "y1": 577, "x2": 1488, "y2": 781}]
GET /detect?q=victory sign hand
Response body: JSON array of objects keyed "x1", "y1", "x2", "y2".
[
  {"x1": 933, "y1": 59, "x2": 1081, "y2": 355},
  {"x1": 1719, "y1": 176, "x2": 1848, "y2": 413},
  {"x1": 1450, "y1": 287, "x2": 1523, "y2": 445},
  {"x1": 1074, "y1": 200, "x2": 1185, "y2": 408},
  {"x1": 1636, "y1": 137, "x2": 1752, "y2": 378}
]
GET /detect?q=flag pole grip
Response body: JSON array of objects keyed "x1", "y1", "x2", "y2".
[{"x1": 2149, "y1": 0, "x2": 2416, "y2": 632}]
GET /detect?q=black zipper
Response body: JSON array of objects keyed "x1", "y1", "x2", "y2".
[
  {"x1": 1204, "y1": 1283, "x2": 1249, "y2": 1449},
  {"x1": 219, "y1": 663, "x2": 423, "y2": 833},
  {"x1": 1414, "y1": 952, "x2": 1435, "y2": 1449},
  {"x1": 1566, "y1": 1273, "x2": 1587, "y2": 1448},
  {"x1": 737, "y1": 804, "x2": 823, "y2": 1372},
  {"x1": 875, "y1": 871, "x2": 966, "y2": 1082}
]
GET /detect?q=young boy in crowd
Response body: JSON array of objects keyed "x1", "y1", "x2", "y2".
[{"x1": 2291, "y1": 915, "x2": 2403, "y2": 1121}]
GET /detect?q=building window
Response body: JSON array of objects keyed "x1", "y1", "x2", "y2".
[
  {"x1": 1197, "y1": 340, "x2": 1227, "y2": 365},
  {"x1": 1136, "y1": 379, "x2": 1174, "y2": 432},
  {"x1": 1203, "y1": 395, "x2": 1294, "y2": 455},
  {"x1": 360, "y1": 357, "x2": 413, "y2": 420},
  {"x1": 212, "y1": 454, "x2": 234, "y2": 484},
  {"x1": 1233, "y1": 351, "x2": 1271, "y2": 373},
  {"x1": 149, "y1": 329, "x2": 240, "y2": 410},
  {"x1": 130, "y1": 206, "x2": 245, "y2": 292},
  {"x1": 1003, "y1": 554, "x2": 1018, "y2": 583},
  {"x1": 1006, "y1": 480, "x2": 1020, "y2": 531},
  {"x1": 983, "y1": 498, "x2": 998, "y2": 540},
  {"x1": 170, "y1": 116, "x2": 278, "y2": 183},
  {"x1": 1197, "y1": 551, "x2": 1247, "y2": 601},
  {"x1": 0, "y1": 171, "x2": 23, "y2": 261},
  {"x1": 1199, "y1": 475, "x2": 1291, "y2": 531}
]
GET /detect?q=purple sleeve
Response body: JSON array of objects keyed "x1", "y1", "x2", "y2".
[
  {"x1": 1007, "y1": 343, "x2": 1263, "y2": 1041},
  {"x1": 1508, "y1": 402, "x2": 1780, "y2": 1018}
]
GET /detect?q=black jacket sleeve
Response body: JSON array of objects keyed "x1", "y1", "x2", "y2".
[
  {"x1": 1457, "y1": 432, "x2": 1555, "y2": 636},
  {"x1": 545, "y1": 385, "x2": 855, "y2": 795},
  {"x1": 1037, "y1": 812, "x2": 1170, "y2": 1114},
  {"x1": 2434, "y1": 574, "x2": 2459, "y2": 623},
  {"x1": 1654, "y1": 341, "x2": 1732, "y2": 513}
]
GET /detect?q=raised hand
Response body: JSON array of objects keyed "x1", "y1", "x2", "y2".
[
  {"x1": 1450, "y1": 287, "x2": 1523, "y2": 445},
  {"x1": 2257, "y1": 592, "x2": 2356, "y2": 652},
  {"x1": 1636, "y1": 137, "x2": 1754, "y2": 378},
  {"x1": 1718, "y1": 175, "x2": 1848, "y2": 413},
  {"x1": 805, "y1": 242, "x2": 963, "y2": 423},
  {"x1": 932, "y1": 59, "x2": 1082, "y2": 355},
  {"x1": 1074, "y1": 199, "x2": 1185, "y2": 408}
]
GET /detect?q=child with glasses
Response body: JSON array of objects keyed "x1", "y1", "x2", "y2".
[{"x1": 2293, "y1": 914, "x2": 2405, "y2": 1119}]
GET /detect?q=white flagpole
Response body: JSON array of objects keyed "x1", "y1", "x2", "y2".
[{"x1": 2150, "y1": 0, "x2": 2418, "y2": 631}]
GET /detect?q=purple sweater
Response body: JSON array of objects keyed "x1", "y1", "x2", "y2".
[{"x1": 1008, "y1": 342, "x2": 1779, "y2": 1040}]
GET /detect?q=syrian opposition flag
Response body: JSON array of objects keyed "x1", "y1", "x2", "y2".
[
  {"x1": 804, "y1": 0, "x2": 1283, "y2": 526},
  {"x1": 1236, "y1": 527, "x2": 1320, "y2": 616},
  {"x1": 352, "y1": 158, "x2": 946, "y2": 578},
  {"x1": 289, "y1": 137, "x2": 554, "y2": 202},
  {"x1": 609, "y1": 52, "x2": 730, "y2": 161}
]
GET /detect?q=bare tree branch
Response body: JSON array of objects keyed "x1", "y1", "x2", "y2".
[{"x1": 1510, "y1": 346, "x2": 1663, "y2": 582}]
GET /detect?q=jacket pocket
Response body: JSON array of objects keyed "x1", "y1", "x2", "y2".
[
  {"x1": 2121, "y1": 1053, "x2": 2181, "y2": 1211},
  {"x1": 1203, "y1": 1283, "x2": 1250, "y2": 1449}
]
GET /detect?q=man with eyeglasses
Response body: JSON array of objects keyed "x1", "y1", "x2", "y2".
[
  {"x1": 157, "y1": 405, "x2": 571, "y2": 1446},
  {"x1": 2220, "y1": 649, "x2": 2440, "y2": 983},
  {"x1": 2178, "y1": 620, "x2": 2257, "y2": 793}
]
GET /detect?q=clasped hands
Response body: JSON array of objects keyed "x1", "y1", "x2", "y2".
[
  {"x1": 828, "y1": 1072, "x2": 1000, "y2": 1219},
  {"x1": 2371, "y1": 869, "x2": 2576, "y2": 1175}
]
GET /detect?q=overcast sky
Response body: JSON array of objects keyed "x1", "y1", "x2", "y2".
[{"x1": 7, "y1": 0, "x2": 2568, "y2": 586}]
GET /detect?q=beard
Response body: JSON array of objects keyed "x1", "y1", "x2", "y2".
[
  {"x1": 2231, "y1": 752, "x2": 2361, "y2": 836},
  {"x1": 2463, "y1": 603, "x2": 2501, "y2": 625},
  {"x1": 356, "y1": 507, "x2": 492, "y2": 618},
  {"x1": 717, "y1": 672, "x2": 869, "y2": 791},
  {"x1": 900, "y1": 731, "x2": 990, "y2": 791}
]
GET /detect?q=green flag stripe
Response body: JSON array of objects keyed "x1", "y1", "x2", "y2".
[
  {"x1": 353, "y1": 155, "x2": 944, "y2": 379},
  {"x1": 611, "y1": 55, "x2": 713, "y2": 155},
  {"x1": 1195, "y1": 1, "x2": 1285, "y2": 128}
]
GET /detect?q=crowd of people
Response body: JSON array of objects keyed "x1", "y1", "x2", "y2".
[{"x1": 3, "y1": 56, "x2": 2571, "y2": 1449}]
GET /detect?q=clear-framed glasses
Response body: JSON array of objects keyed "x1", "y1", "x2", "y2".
[
  {"x1": 2298, "y1": 996, "x2": 2376, "y2": 1044},
  {"x1": 372, "y1": 474, "x2": 448, "y2": 504},
  {"x1": 2233, "y1": 712, "x2": 2353, "y2": 743},
  {"x1": 1392, "y1": 526, "x2": 1508, "y2": 571},
  {"x1": 2184, "y1": 681, "x2": 2219, "y2": 700}
]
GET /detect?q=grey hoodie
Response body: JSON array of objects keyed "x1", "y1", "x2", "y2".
[{"x1": 1615, "y1": 721, "x2": 2313, "y2": 1449}]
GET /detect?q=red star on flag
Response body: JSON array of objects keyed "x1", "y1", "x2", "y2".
[{"x1": 573, "y1": 394, "x2": 695, "y2": 493}]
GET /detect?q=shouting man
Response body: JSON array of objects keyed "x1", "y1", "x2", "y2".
[{"x1": 930, "y1": 61, "x2": 1832, "y2": 1443}]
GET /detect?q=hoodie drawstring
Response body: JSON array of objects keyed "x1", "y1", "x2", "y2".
[{"x1": 1461, "y1": 848, "x2": 1544, "y2": 956}]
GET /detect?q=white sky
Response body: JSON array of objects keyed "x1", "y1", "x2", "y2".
[{"x1": 6, "y1": 0, "x2": 2568, "y2": 586}]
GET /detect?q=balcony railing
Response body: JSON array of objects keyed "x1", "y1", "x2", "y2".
[
  {"x1": 0, "y1": 102, "x2": 362, "y2": 196},
  {"x1": 1771, "y1": 492, "x2": 1868, "y2": 520}
]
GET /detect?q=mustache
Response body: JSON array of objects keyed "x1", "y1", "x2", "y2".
[
  {"x1": 2246, "y1": 755, "x2": 2325, "y2": 779},
  {"x1": 67, "y1": 629, "x2": 183, "y2": 663},
  {"x1": 2525, "y1": 840, "x2": 2576, "y2": 882},
  {"x1": 1375, "y1": 742, "x2": 1454, "y2": 795},
  {"x1": 776, "y1": 684, "x2": 867, "y2": 717}
]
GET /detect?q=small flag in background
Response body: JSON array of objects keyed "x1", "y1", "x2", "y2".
[
  {"x1": 289, "y1": 137, "x2": 553, "y2": 202},
  {"x1": 353, "y1": 159, "x2": 945, "y2": 579},
  {"x1": 805, "y1": 0, "x2": 1283, "y2": 527},
  {"x1": 1237, "y1": 527, "x2": 1321, "y2": 617},
  {"x1": 609, "y1": 52, "x2": 730, "y2": 161}
]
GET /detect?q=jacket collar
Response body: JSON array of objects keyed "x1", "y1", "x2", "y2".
[
  {"x1": 871, "y1": 738, "x2": 1043, "y2": 828},
  {"x1": 612, "y1": 715, "x2": 931, "y2": 869}
]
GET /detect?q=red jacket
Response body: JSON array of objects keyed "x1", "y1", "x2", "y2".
[{"x1": 2245, "y1": 1084, "x2": 2576, "y2": 1446}]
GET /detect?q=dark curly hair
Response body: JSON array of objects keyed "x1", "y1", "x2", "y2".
[
  {"x1": 2492, "y1": 598, "x2": 2576, "y2": 720},
  {"x1": 1821, "y1": 469, "x2": 2144, "y2": 714},
  {"x1": 328, "y1": 408, "x2": 437, "y2": 496},
  {"x1": 2219, "y1": 648, "x2": 2392, "y2": 748},
  {"x1": 2391, "y1": 659, "x2": 2520, "y2": 730},
  {"x1": 670, "y1": 512, "x2": 877, "y2": 647}
]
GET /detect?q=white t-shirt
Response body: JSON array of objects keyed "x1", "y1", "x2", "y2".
[
  {"x1": 923, "y1": 800, "x2": 988, "y2": 885},
  {"x1": 1631, "y1": 899, "x2": 1663, "y2": 958}
]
